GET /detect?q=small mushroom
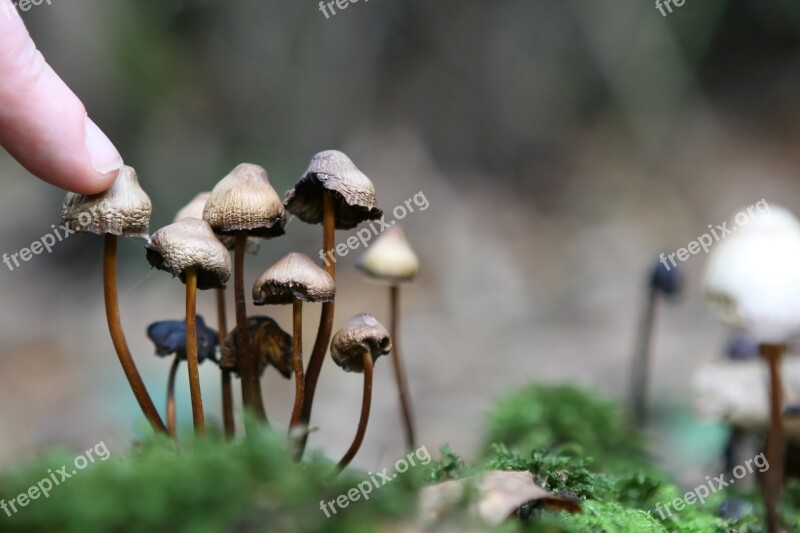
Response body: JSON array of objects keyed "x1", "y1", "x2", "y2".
[
  {"x1": 356, "y1": 225, "x2": 419, "y2": 449},
  {"x1": 331, "y1": 313, "x2": 392, "y2": 469},
  {"x1": 703, "y1": 205, "x2": 800, "y2": 533},
  {"x1": 219, "y1": 316, "x2": 293, "y2": 379},
  {"x1": 252, "y1": 253, "x2": 334, "y2": 434},
  {"x1": 146, "y1": 218, "x2": 231, "y2": 434},
  {"x1": 284, "y1": 150, "x2": 383, "y2": 457},
  {"x1": 630, "y1": 258, "x2": 682, "y2": 425},
  {"x1": 146, "y1": 316, "x2": 219, "y2": 436},
  {"x1": 59, "y1": 166, "x2": 166, "y2": 434},
  {"x1": 204, "y1": 163, "x2": 286, "y2": 425}
]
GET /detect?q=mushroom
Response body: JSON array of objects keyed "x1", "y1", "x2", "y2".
[
  {"x1": 219, "y1": 316, "x2": 293, "y2": 381},
  {"x1": 356, "y1": 225, "x2": 419, "y2": 449},
  {"x1": 146, "y1": 218, "x2": 231, "y2": 434},
  {"x1": 204, "y1": 163, "x2": 286, "y2": 425},
  {"x1": 704, "y1": 205, "x2": 800, "y2": 533},
  {"x1": 630, "y1": 257, "x2": 682, "y2": 425},
  {"x1": 330, "y1": 313, "x2": 392, "y2": 469},
  {"x1": 252, "y1": 253, "x2": 335, "y2": 435},
  {"x1": 284, "y1": 150, "x2": 382, "y2": 455},
  {"x1": 146, "y1": 316, "x2": 219, "y2": 436},
  {"x1": 59, "y1": 165, "x2": 167, "y2": 434}
]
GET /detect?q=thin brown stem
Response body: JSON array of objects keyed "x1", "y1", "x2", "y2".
[
  {"x1": 338, "y1": 351, "x2": 373, "y2": 470},
  {"x1": 290, "y1": 298, "x2": 304, "y2": 430},
  {"x1": 761, "y1": 343, "x2": 785, "y2": 533},
  {"x1": 103, "y1": 234, "x2": 167, "y2": 434},
  {"x1": 298, "y1": 191, "x2": 336, "y2": 456},
  {"x1": 185, "y1": 266, "x2": 205, "y2": 434},
  {"x1": 630, "y1": 288, "x2": 657, "y2": 426},
  {"x1": 166, "y1": 356, "x2": 180, "y2": 437},
  {"x1": 216, "y1": 287, "x2": 235, "y2": 438},
  {"x1": 234, "y1": 231, "x2": 267, "y2": 425},
  {"x1": 389, "y1": 285, "x2": 416, "y2": 449}
]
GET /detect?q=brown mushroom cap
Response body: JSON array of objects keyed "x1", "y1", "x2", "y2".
[
  {"x1": 145, "y1": 218, "x2": 231, "y2": 290},
  {"x1": 203, "y1": 163, "x2": 286, "y2": 238},
  {"x1": 219, "y1": 316, "x2": 293, "y2": 378},
  {"x1": 175, "y1": 192, "x2": 260, "y2": 254},
  {"x1": 356, "y1": 226, "x2": 419, "y2": 284},
  {"x1": 331, "y1": 313, "x2": 392, "y2": 372},
  {"x1": 60, "y1": 165, "x2": 152, "y2": 238},
  {"x1": 284, "y1": 150, "x2": 383, "y2": 230},
  {"x1": 252, "y1": 252, "x2": 335, "y2": 305}
]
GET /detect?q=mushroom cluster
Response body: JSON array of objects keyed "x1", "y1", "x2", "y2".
[{"x1": 59, "y1": 151, "x2": 419, "y2": 468}]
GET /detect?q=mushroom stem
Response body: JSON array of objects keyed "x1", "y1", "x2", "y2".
[
  {"x1": 389, "y1": 284, "x2": 416, "y2": 449},
  {"x1": 103, "y1": 234, "x2": 168, "y2": 434},
  {"x1": 290, "y1": 298, "x2": 304, "y2": 431},
  {"x1": 761, "y1": 343, "x2": 785, "y2": 533},
  {"x1": 338, "y1": 350, "x2": 373, "y2": 470},
  {"x1": 234, "y1": 231, "x2": 268, "y2": 425},
  {"x1": 185, "y1": 266, "x2": 205, "y2": 434},
  {"x1": 166, "y1": 355, "x2": 180, "y2": 438},
  {"x1": 216, "y1": 288, "x2": 235, "y2": 438},
  {"x1": 298, "y1": 191, "x2": 336, "y2": 455},
  {"x1": 630, "y1": 287, "x2": 657, "y2": 426}
]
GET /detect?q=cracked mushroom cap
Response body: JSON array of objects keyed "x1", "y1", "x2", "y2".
[
  {"x1": 704, "y1": 205, "x2": 800, "y2": 344},
  {"x1": 175, "y1": 192, "x2": 260, "y2": 254},
  {"x1": 356, "y1": 226, "x2": 419, "y2": 284},
  {"x1": 203, "y1": 163, "x2": 286, "y2": 238},
  {"x1": 252, "y1": 252, "x2": 335, "y2": 305},
  {"x1": 331, "y1": 313, "x2": 392, "y2": 372},
  {"x1": 219, "y1": 316, "x2": 293, "y2": 378},
  {"x1": 146, "y1": 218, "x2": 231, "y2": 290},
  {"x1": 284, "y1": 150, "x2": 382, "y2": 230},
  {"x1": 59, "y1": 165, "x2": 152, "y2": 238}
]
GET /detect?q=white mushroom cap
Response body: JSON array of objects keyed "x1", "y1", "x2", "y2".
[
  {"x1": 356, "y1": 226, "x2": 419, "y2": 284},
  {"x1": 704, "y1": 205, "x2": 800, "y2": 344}
]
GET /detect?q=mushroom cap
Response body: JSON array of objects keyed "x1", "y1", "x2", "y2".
[
  {"x1": 284, "y1": 150, "x2": 383, "y2": 230},
  {"x1": 59, "y1": 165, "x2": 152, "y2": 238},
  {"x1": 145, "y1": 218, "x2": 232, "y2": 290},
  {"x1": 203, "y1": 163, "x2": 286, "y2": 238},
  {"x1": 356, "y1": 226, "x2": 419, "y2": 283},
  {"x1": 146, "y1": 316, "x2": 219, "y2": 363},
  {"x1": 649, "y1": 259, "x2": 681, "y2": 297},
  {"x1": 175, "y1": 192, "x2": 260, "y2": 254},
  {"x1": 219, "y1": 316, "x2": 293, "y2": 378},
  {"x1": 704, "y1": 205, "x2": 800, "y2": 344},
  {"x1": 252, "y1": 252, "x2": 335, "y2": 305},
  {"x1": 331, "y1": 313, "x2": 392, "y2": 372}
]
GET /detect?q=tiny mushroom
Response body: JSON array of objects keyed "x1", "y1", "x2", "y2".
[
  {"x1": 204, "y1": 163, "x2": 286, "y2": 425},
  {"x1": 59, "y1": 165, "x2": 166, "y2": 434},
  {"x1": 284, "y1": 150, "x2": 383, "y2": 456},
  {"x1": 356, "y1": 225, "x2": 419, "y2": 448},
  {"x1": 146, "y1": 218, "x2": 231, "y2": 434},
  {"x1": 219, "y1": 316, "x2": 293, "y2": 380},
  {"x1": 331, "y1": 313, "x2": 392, "y2": 469}
]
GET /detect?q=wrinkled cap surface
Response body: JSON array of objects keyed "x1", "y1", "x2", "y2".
[
  {"x1": 253, "y1": 252, "x2": 335, "y2": 305},
  {"x1": 331, "y1": 313, "x2": 392, "y2": 372},
  {"x1": 175, "y1": 191, "x2": 260, "y2": 253},
  {"x1": 146, "y1": 316, "x2": 219, "y2": 363},
  {"x1": 284, "y1": 150, "x2": 383, "y2": 230},
  {"x1": 203, "y1": 163, "x2": 286, "y2": 238},
  {"x1": 357, "y1": 226, "x2": 419, "y2": 283},
  {"x1": 219, "y1": 316, "x2": 293, "y2": 378},
  {"x1": 60, "y1": 165, "x2": 152, "y2": 238},
  {"x1": 704, "y1": 205, "x2": 800, "y2": 344},
  {"x1": 146, "y1": 218, "x2": 232, "y2": 290}
]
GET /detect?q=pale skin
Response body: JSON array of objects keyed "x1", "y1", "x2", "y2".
[{"x1": 0, "y1": 0, "x2": 122, "y2": 194}]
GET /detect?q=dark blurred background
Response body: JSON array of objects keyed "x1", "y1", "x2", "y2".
[{"x1": 1, "y1": 0, "x2": 800, "y2": 476}]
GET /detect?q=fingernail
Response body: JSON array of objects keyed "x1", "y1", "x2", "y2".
[{"x1": 84, "y1": 115, "x2": 123, "y2": 175}]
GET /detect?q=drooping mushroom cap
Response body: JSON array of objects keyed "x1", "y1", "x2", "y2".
[
  {"x1": 145, "y1": 218, "x2": 231, "y2": 290},
  {"x1": 203, "y1": 163, "x2": 286, "y2": 238},
  {"x1": 146, "y1": 316, "x2": 219, "y2": 363},
  {"x1": 253, "y1": 252, "x2": 335, "y2": 305},
  {"x1": 175, "y1": 192, "x2": 260, "y2": 254},
  {"x1": 59, "y1": 165, "x2": 152, "y2": 238},
  {"x1": 331, "y1": 313, "x2": 392, "y2": 372},
  {"x1": 704, "y1": 205, "x2": 800, "y2": 344},
  {"x1": 219, "y1": 316, "x2": 293, "y2": 378},
  {"x1": 356, "y1": 226, "x2": 419, "y2": 284},
  {"x1": 284, "y1": 150, "x2": 383, "y2": 230}
]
